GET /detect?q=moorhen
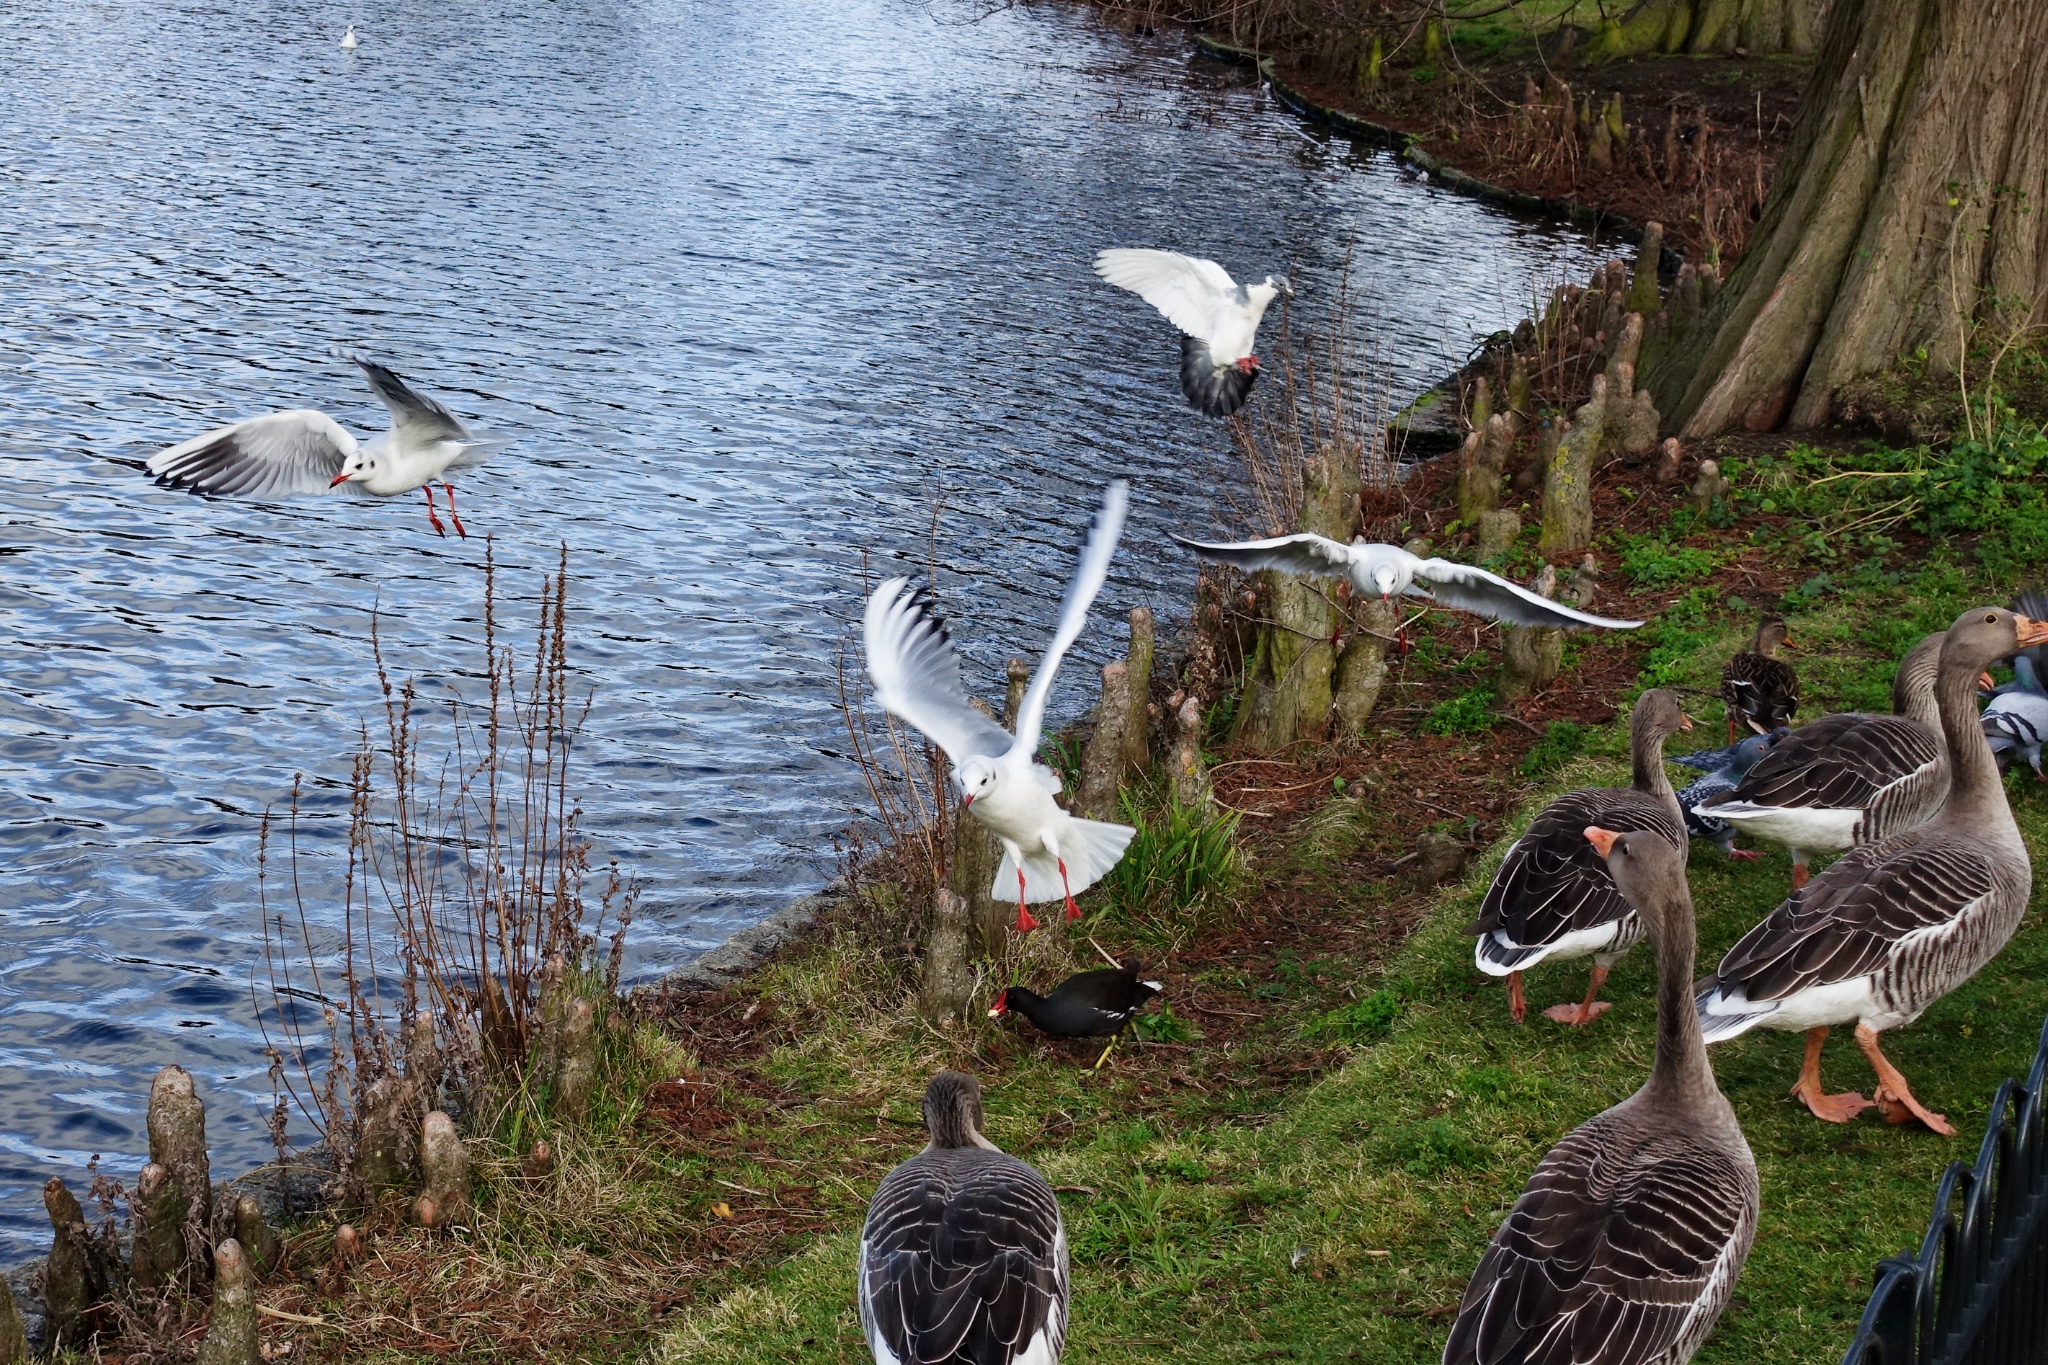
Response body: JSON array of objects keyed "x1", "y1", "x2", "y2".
[{"x1": 990, "y1": 963, "x2": 1161, "y2": 1066}]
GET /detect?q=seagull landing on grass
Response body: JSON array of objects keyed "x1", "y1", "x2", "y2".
[
  {"x1": 863, "y1": 482, "x2": 1137, "y2": 934},
  {"x1": 1093, "y1": 248, "x2": 1290, "y2": 418},
  {"x1": 145, "y1": 354, "x2": 501, "y2": 538},
  {"x1": 1170, "y1": 533, "x2": 1644, "y2": 631}
]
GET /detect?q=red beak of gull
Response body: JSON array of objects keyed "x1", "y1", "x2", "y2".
[{"x1": 329, "y1": 471, "x2": 350, "y2": 488}]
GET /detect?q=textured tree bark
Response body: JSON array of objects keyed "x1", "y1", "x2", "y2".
[
  {"x1": 1077, "y1": 662, "x2": 1130, "y2": 820},
  {"x1": 952, "y1": 687, "x2": 1016, "y2": 956},
  {"x1": 1331, "y1": 598, "x2": 1398, "y2": 736},
  {"x1": 1540, "y1": 377, "x2": 1607, "y2": 557},
  {"x1": 196, "y1": 1240, "x2": 259, "y2": 1365},
  {"x1": 1232, "y1": 445, "x2": 1360, "y2": 750},
  {"x1": 43, "y1": 1178, "x2": 105, "y2": 1354},
  {"x1": 1649, "y1": 0, "x2": 2048, "y2": 434},
  {"x1": 919, "y1": 889, "x2": 977, "y2": 1025},
  {"x1": 1595, "y1": 0, "x2": 1829, "y2": 57},
  {"x1": 1121, "y1": 608, "x2": 1155, "y2": 777},
  {"x1": 1500, "y1": 565, "x2": 1564, "y2": 700}
]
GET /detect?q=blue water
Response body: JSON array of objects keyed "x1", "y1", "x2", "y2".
[{"x1": 0, "y1": 0, "x2": 1604, "y2": 1254}]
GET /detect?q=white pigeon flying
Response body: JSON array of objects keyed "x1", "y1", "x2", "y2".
[
  {"x1": 1093, "y1": 248, "x2": 1290, "y2": 418},
  {"x1": 1170, "y1": 532, "x2": 1644, "y2": 631},
  {"x1": 145, "y1": 355, "x2": 500, "y2": 538},
  {"x1": 340, "y1": 23, "x2": 358, "y2": 48},
  {"x1": 863, "y1": 482, "x2": 1137, "y2": 933}
]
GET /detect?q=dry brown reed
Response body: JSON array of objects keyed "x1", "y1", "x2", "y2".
[{"x1": 255, "y1": 543, "x2": 633, "y2": 1196}]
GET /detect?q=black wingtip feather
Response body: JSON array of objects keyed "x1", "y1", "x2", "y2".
[{"x1": 1179, "y1": 335, "x2": 1258, "y2": 417}]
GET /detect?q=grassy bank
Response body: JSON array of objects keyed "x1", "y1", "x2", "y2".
[{"x1": 637, "y1": 567, "x2": 2048, "y2": 1365}]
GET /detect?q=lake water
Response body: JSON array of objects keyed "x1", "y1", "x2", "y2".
[{"x1": 0, "y1": 0, "x2": 1604, "y2": 1255}]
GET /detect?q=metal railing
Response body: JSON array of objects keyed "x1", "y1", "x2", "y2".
[{"x1": 1843, "y1": 1013, "x2": 2048, "y2": 1364}]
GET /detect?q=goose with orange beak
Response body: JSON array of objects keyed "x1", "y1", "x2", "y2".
[{"x1": 1697, "y1": 606, "x2": 2048, "y2": 1134}]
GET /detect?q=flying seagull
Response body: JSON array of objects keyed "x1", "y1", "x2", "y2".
[
  {"x1": 863, "y1": 482, "x2": 1137, "y2": 933},
  {"x1": 1093, "y1": 248, "x2": 1290, "y2": 418},
  {"x1": 145, "y1": 355, "x2": 500, "y2": 538},
  {"x1": 1170, "y1": 533, "x2": 1644, "y2": 630}
]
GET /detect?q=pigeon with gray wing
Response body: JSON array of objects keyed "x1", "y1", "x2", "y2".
[
  {"x1": 1170, "y1": 533, "x2": 1643, "y2": 631},
  {"x1": 863, "y1": 482, "x2": 1136, "y2": 933},
  {"x1": 146, "y1": 354, "x2": 500, "y2": 537},
  {"x1": 1093, "y1": 248, "x2": 1290, "y2": 417}
]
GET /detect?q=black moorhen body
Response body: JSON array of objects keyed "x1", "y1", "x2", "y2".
[{"x1": 989, "y1": 963, "x2": 1161, "y2": 1039}]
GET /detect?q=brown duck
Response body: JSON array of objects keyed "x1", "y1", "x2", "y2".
[{"x1": 1720, "y1": 616, "x2": 1798, "y2": 741}]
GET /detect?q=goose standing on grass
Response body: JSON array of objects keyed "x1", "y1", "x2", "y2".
[
  {"x1": 1982, "y1": 654, "x2": 2048, "y2": 781},
  {"x1": 1720, "y1": 616, "x2": 1799, "y2": 739},
  {"x1": 1466, "y1": 690, "x2": 1691, "y2": 1025},
  {"x1": 860, "y1": 1072, "x2": 1068, "y2": 1365},
  {"x1": 1446, "y1": 827, "x2": 1757, "y2": 1365},
  {"x1": 340, "y1": 23, "x2": 358, "y2": 48},
  {"x1": 864, "y1": 482, "x2": 1135, "y2": 934},
  {"x1": 1169, "y1": 534, "x2": 1642, "y2": 632},
  {"x1": 1696, "y1": 606, "x2": 2048, "y2": 1135},
  {"x1": 1672, "y1": 729, "x2": 1783, "y2": 860},
  {"x1": 145, "y1": 355, "x2": 499, "y2": 537},
  {"x1": 1699, "y1": 631, "x2": 1946, "y2": 889},
  {"x1": 1092, "y1": 248, "x2": 1290, "y2": 418}
]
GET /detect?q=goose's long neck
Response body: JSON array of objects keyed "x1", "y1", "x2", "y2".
[
  {"x1": 1631, "y1": 723, "x2": 1677, "y2": 813},
  {"x1": 1894, "y1": 636, "x2": 1943, "y2": 728},
  {"x1": 1937, "y1": 654, "x2": 2008, "y2": 824},
  {"x1": 1646, "y1": 897, "x2": 1715, "y2": 1103}
]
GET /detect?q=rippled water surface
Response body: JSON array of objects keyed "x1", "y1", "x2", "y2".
[{"x1": 0, "y1": 0, "x2": 1604, "y2": 1252}]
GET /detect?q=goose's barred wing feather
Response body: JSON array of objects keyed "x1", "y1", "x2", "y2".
[
  {"x1": 1467, "y1": 789, "x2": 1683, "y2": 944},
  {"x1": 1705, "y1": 842, "x2": 1999, "y2": 1003},
  {"x1": 1708, "y1": 714, "x2": 1937, "y2": 811},
  {"x1": 861, "y1": 1151, "x2": 1067, "y2": 1365},
  {"x1": 1445, "y1": 1115, "x2": 1757, "y2": 1365}
]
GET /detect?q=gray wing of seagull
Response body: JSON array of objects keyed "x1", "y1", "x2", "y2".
[
  {"x1": 350, "y1": 356, "x2": 499, "y2": 470},
  {"x1": 1167, "y1": 531, "x2": 1358, "y2": 582},
  {"x1": 146, "y1": 409, "x2": 360, "y2": 498},
  {"x1": 1410, "y1": 555, "x2": 1643, "y2": 629},
  {"x1": 1009, "y1": 480, "x2": 1132, "y2": 759},
  {"x1": 863, "y1": 579, "x2": 1018, "y2": 768}
]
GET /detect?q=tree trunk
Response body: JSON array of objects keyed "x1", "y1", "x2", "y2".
[
  {"x1": 1595, "y1": 0, "x2": 1830, "y2": 57},
  {"x1": 1231, "y1": 445, "x2": 1361, "y2": 750},
  {"x1": 1121, "y1": 608, "x2": 1154, "y2": 777},
  {"x1": 1649, "y1": 0, "x2": 2048, "y2": 434}
]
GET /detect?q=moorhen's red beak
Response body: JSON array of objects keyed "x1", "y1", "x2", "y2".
[
  {"x1": 986, "y1": 996, "x2": 1007, "y2": 1018},
  {"x1": 329, "y1": 471, "x2": 351, "y2": 488},
  {"x1": 1583, "y1": 826, "x2": 1621, "y2": 859}
]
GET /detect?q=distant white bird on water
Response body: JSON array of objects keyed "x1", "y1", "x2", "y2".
[
  {"x1": 145, "y1": 355, "x2": 500, "y2": 538},
  {"x1": 340, "y1": 24, "x2": 358, "y2": 48},
  {"x1": 1093, "y1": 248, "x2": 1289, "y2": 418},
  {"x1": 863, "y1": 482, "x2": 1136, "y2": 933},
  {"x1": 1171, "y1": 533, "x2": 1645, "y2": 631}
]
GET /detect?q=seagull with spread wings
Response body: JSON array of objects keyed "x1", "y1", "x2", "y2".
[
  {"x1": 1093, "y1": 248, "x2": 1290, "y2": 418},
  {"x1": 1170, "y1": 532, "x2": 1644, "y2": 631},
  {"x1": 864, "y1": 482, "x2": 1136, "y2": 934},
  {"x1": 145, "y1": 355, "x2": 500, "y2": 538}
]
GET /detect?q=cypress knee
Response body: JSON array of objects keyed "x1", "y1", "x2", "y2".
[
  {"x1": 1500, "y1": 565, "x2": 1564, "y2": 700},
  {"x1": 554, "y1": 999, "x2": 599, "y2": 1121},
  {"x1": 1121, "y1": 609, "x2": 1154, "y2": 777},
  {"x1": 147, "y1": 1066, "x2": 210, "y2": 1230},
  {"x1": 355, "y1": 1073, "x2": 419, "y2": 1194},
  {"x1": 44, "y1": 1178, "x2": 105, "y2": 1353},
  {"x1": 1627, "y1": 223, "x2": 1664, "y2": 315},
  {"x1": 130, "y1": 1162, "x2": 189, "y2": 1291},
  {"x1": 1169, "y1": 694, "x2": 1212, "y2": 810},
  {"x1": 234, "y1": 1195, "x2": 281, "y2": 1277},
  {"x1": 0, "y1": 1282, "x2": 25, "y2": 1365},
  {"x1": 919, "y1": 889, "x2": 976, "y2": 1026},
  {"x1": 1076, "y1": 661, "x2": 1129, "y2": 821},
  {"x1": 419, "y1": 1111, "x2": 472, "y2": 1223},
  {"x1": 1332, "y1": 598, "x2": 1397, "y2": 735},
  {"x1": 1541, "y1": 377, "x2": 1608, "y2": 556},
  {"x1": 195, "y1": 1239, "x2": 258, "y2": 1365}
]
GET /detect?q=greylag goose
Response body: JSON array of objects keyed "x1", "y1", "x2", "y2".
[
  {"x1": 1092, "y1": 248, "x2": 1290, "y2": 417},
  {"x1": 1698, "y1": 630, "x2": 1946, "y2": 889},
  {"x1": 864, "y1": 483, "x2": 1134, "y2": 933},
  {"x1": 1720, "y1": 616, "x2": 1798, "y2": 740},
  {"x1": 860, "y1": 1072, "x2": 1068, "y2": 1365},
  {"x1": 1445, "y1": 827, "x2": 1758, "y2": 1365},
  {"x1": 1982, "y1": 655, "x2": 2048, "y2": 781},
  {"x1": 1696, "y1": 606, "x2": 2048, "y2": 1135},
  {"x1": 1170, "y1": 534, "x2": 1642, "y2": 631},
  {"x1": 1466, "y1": 689, "x2": 1691, "y2": 1025},
  {"x1": 1672, "y1": 729, "x2": 1784, "y2": 860},
  {"x1": 146, "y1": 355, "x2": 499, "y2": 537}
]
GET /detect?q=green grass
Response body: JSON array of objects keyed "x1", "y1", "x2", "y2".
[
  {"x1": 1422, "y1": 687, "x2": 1498, "y2": 735},
  {"x1": 647, "y1": 573, "x2": 2048, "y2": 1365}
]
